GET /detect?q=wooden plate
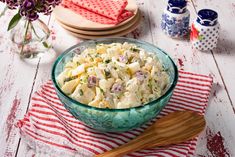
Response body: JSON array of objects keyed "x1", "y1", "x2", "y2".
[
  {"x1": 64, "y1": 14, "x2": 141, "y2": 39},
  {"x1": 58, "y1": 10, "x2": 140, "y2": 36},
  {"x1": 53, "y1": 0, "x2": 138, "y2": 31}
]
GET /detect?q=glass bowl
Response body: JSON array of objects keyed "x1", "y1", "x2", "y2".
[{"x1": 51, "y1": 37, "x2": 178, "y2": 132}]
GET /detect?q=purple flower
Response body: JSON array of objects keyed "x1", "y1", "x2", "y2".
[
  {"x1": 0, "y1": 0, "x2": 62, "y2": 21},
  {"x1": 46, "y1": 0, "x2": 61, "y2": 6},
  {"x1": 1, "y1": 0, "x2": 18, "y2": 9},
  {"x1": 88, "y1": 76, "x2": 97, "y2": 88},
  {"x1": 111, "y1": 83, "x2": 123, "y2": 93},
  {"x1": 22, "y1": 0, "x2": 35, "y2": 10},
  {"x1": 27, "y1": 11, "x2": 39, "y2": 21}
]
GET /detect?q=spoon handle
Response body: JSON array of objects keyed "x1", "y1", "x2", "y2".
[{"x1": 95, "y1": 111, "x2": 205, "y2": 157}]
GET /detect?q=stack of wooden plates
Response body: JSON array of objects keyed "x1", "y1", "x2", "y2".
[{"x1": 53, "y1": 0, "x2": 140, "y2": 39}]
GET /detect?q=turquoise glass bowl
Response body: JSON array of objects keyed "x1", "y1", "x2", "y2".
[{"x1": 51, "y1": 38, "x2": 178, "y2": 132}]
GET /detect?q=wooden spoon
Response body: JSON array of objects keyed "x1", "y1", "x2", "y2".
[{"x1": 95, "y1": 111, "x2": 205, "y2": 157}]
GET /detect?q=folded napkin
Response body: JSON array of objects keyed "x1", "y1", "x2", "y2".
[
  {"x1": 61, "y1": 0, "x2": 134, "y2": 24},
  {"x1": 18, "y1": 70, "x2": 213, "y2": 157}
]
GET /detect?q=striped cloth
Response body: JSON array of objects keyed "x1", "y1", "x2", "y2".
[{"x1": 17, "y1": 70, "x2": 213, "y2": 157}]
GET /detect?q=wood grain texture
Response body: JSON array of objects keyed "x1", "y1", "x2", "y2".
[
  {"x1": 196, "y1": 0, "x2": 235, "y2": 114},
  {"x1": 64, "y1": 14, "x2": 141, "y2": 39},
  {"x1": 144, "y1": 0, "x2": 235, "y2": 156},
  {"x1": 0, "y1": 9, "x2": 38, "y2": 157},
  {"x1": 0, "y1": 7, "x2": 50, "y2": 157},
  {"x1": 57, "y1": 10, "x2": 140, "y2": 36},
  {"x1": 189, "y1": 0, "x2": 235, "y2": 156},
  {"x1": 95, "y1": 111, "x2": 205, "y2": 157},
  {"x1": 13, "y1": 13, "x2": 82, "y2": 157},
  {"x1": 0, "y1": 0, "x2": 234, "y2": 156}
]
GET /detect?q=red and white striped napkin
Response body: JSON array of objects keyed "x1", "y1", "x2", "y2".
[
  {"x1": 18, "y1": 70, "x2": 213, "y2": 157},
  {"x1": 61, "y1": 0, "x2": 134, "y2": 25}
]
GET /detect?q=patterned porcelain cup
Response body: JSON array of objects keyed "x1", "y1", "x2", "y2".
[
  {"x1": 191, "y1": 9, "x2": 220, "y2": 51},
  {"x1": 161, "y1": 0, "x2": 190, "y2": 38}
]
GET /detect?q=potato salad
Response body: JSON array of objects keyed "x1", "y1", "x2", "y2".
[{"x1": 57, "y1": 42, "x2": 169, "y2": 109}]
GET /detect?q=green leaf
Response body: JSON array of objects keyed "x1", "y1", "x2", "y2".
[{"x1": 7, "y1": 12, "x2": 21, "y2": 31}]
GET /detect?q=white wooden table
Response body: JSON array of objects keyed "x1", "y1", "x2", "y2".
[{"x1": 0, "y1": 0, "x2": 235, "y2": 156}]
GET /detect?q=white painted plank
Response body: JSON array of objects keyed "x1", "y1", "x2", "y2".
[
  {"x1": 0, "y1": 9, "x2": 38, "y2": 157},
  {"x1": 190, "y1": 0, "x2": 235, "y2": 156},
  {"x1": 125, "y1": 0, "x2": 153, "y2": 42},
  {"x1": 15, "y1": 15, "x2": 80, "y2": 157},
  {"x1": 145, "y1": 0, "x2": 235, "y2": 156},
  {"x1": 0, "y1": 7, "x2": 52, "y2": 157},
  {"x1": 196, "y1": 0, "x2": 235, "y2": 113}
]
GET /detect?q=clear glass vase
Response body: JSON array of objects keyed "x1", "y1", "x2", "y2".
[{"x1": 10, "y1": 18, "x2": 51, "y2": 59}]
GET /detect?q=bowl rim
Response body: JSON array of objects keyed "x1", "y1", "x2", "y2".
[{"x1": 51, "y1": 37, "x2": 178, "y2": 112}]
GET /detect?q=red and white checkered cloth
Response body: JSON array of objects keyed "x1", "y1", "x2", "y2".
[
  {"x1": 18, "y1": 70, "x2": 213, "y2": 157},
  {"x1": 61, "y1": 0, "x2": 134, "y2": 24}
]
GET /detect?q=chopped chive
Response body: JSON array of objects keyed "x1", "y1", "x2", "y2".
[
  {"x1": 100, "y1": 88, "x2": 104, "y2": 94},
  {"x1": 104, "y1": 59, "x2": 111, "y2": 64},
  {"x1": 64, "y1": 76, "x2": 77, "y2": 82},
  {"x1": 104, "y1": 69, "x2": 111, "y2": 78},
  {"x1": 79, "y1": 89, "x2": 84, "y2": 96},
  {"x1": 130, "y1": 47, "x2": 140, "y2": 52},
  {"x1": 88, "y1": 54, "x2": 94, "y2": 61}
]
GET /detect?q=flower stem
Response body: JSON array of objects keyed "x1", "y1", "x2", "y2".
[
  {"x1": 30, "y1": 22, "x2": 41, "y2": 40},
  {"x1": 20, "y1": 20, "x2": 30, "y2": 57},
  {"x1": 0, "y1": 5, "x2": 8, "y2": 18}
]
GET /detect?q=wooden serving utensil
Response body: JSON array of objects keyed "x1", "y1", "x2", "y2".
[{"x1": 95, "y1": 111, "x2": 206, "y2": 157}]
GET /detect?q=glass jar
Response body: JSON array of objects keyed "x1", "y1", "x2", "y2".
[
  {"x1": 10, "y1": 18, "x2": 51, "y2": 59},
  {"x1": 191, "y1": 9, "x2": 220, "y2": 51},
  {"x1": 161, "y1": 0, "x2": 190, "y2": 38}
]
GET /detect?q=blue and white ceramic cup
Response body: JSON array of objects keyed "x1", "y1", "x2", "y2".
[
  {"x1": 161, "y1": 0, "x2": 190, "y2": 38},
  {"x1": 191, "y1": 9, "x2": 220, "y2": 51}
]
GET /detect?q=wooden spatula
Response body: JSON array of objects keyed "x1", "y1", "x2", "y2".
[{"x1": 95, "y1": 111, "x2": 205, "y2": 157}]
